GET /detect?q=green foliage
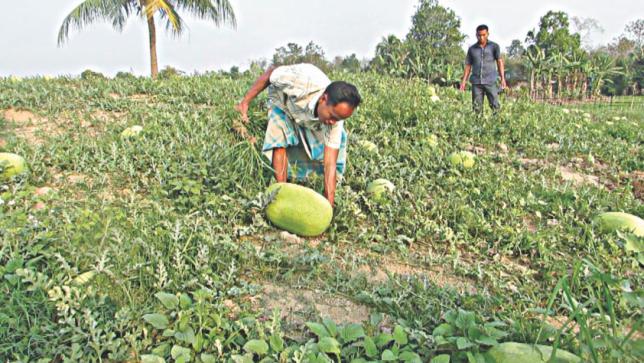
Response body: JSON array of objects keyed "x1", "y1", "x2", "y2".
[
  {"x1": 369, "y1": 0, "x2": 465, "y2": 83},
  {"x1": 0, "y1": 72, "x2": 641, "y2": 362},
  {"x1": 272, "y1": 41, "x2": 331, "y2": 72}
]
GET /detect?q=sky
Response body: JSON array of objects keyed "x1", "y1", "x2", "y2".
[{"x1": 1, "y1": 1, "x2": 642, "y2": 77}]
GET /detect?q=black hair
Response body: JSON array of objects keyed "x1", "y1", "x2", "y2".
[
  {"x1": 324, "y1": 81, "x2": 361, "y2": 108},
  {"x1": 476, "y1": 24, "x2": 489, "y2": 32}
]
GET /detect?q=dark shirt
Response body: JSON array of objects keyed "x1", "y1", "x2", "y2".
[{"x1": 466, "y1": 41, "x2": 501, "y2": 85}]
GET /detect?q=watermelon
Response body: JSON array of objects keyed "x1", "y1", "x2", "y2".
[
  {"x1": 121, "y1": 125, "x2": 143, "y2": 138},
  {"x1": 367, "y1": 179, "x2": 395, "y2": 202},
  {"x1": 430, "y1": 95, "x2": 440, "y2": 103},
  {"x1": 265, "y1": 183, "x2": 332, "y2": 237},
  {"x1": 425, "y1": 134, "x2": 439, "y2": 147},
  {"x1": 449, "y1": 151, "x2": 475, "y2": 168},
  {"x1": 485, "y1": 342, "x2": 581, "y2": 363},
  {"x1": 357, "y1": 140, "x2": 378, "y2": 153},
  {"x1": 594, "y1": 212, "x2": 644, "y2": 237},
  {"x1": 0, "y1": 152, "x2": 27, "y2": 180}
]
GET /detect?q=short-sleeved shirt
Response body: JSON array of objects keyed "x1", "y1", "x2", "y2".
[
  {"x1": 268, "y1": 63, "x2": 344, "y2": 149},
  {"x1": 466, "y1": 41, "x2": 501, "y2": 85}
]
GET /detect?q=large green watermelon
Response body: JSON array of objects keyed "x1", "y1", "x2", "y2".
[
  {"x1": 594, "y1": 212, "x2": 644, "y2": 237},
  {"x1": 265, "y1": 183, "x2": 333, "y2": 237},
  {"x1": 485, "y1": 342, "x2": 581, "y2": 363},
  {"x1": 0, "y1": 152, "x2": 27, "y2": 180}
]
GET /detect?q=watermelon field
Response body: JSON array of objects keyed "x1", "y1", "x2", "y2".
[{"x1": 0, "y1": 72, "x2": 642, "y2": 362}]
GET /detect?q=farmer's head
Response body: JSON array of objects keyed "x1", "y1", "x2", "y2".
[
  {"x1": 476, "y1": 24, "x2": 489, "y2": 45},
  {"x1": 317, "y1": 81, "x2": 361, "y2": 126}
]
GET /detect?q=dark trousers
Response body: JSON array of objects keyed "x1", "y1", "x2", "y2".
[{"x1": 472, "y1": 83, "x2": 500, "y2": 113}]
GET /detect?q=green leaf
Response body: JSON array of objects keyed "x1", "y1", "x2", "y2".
[
  {"x1": 179, "y1": 293, "x2": 192, "y2": 309},
  {"x1": 433, "y1": 323, "x2": 455, "y2": 337},
  {"x1": 456, "y1": 337, "x2": 475, "y2": 350},
  {"x1": 364, "y1": 336, "x2": 378, "y2": 358},
  {"x1": 444, "y1": 310, "x2": 458, "y2": 324},
  {"x1": 466, "y1": 351, "x2": 486, "y2": 363},
  {"x1": 393, "y1": 325, "x2": 408, "y2": 345},
  {"x1": 323, "y1": 318, "x2": 338, "y2": 337},
  {"x1": 317, "y1": 337, "x2": 341, "y2": 355},
  {"x1": 174, "y1": 327, "x2": 196, "y2": 344},
  {"x1": 155, "y1": 292, "x2": 179, "y2": 310},
  {"x1": 306, "y1": 322, "x2": 330, "y2": 338},
  {"x1": 455, "y1": 310, "x2": 476, "y2": 330},
  {"x1": 399, "y1": 351, "x2": 422, "y2": 362},
  {"x1": 141, "y1": 355, "x2": 166, "y2": 363},
  {"x1": 170, "y1": 345, "x2": 191, "y2": 360},
  {"x1": 143, "y1": 313, "x2": 169, "y2": 329},
  {"x1": 231, "y1": 354, "x2": 254, "y2": 363},
  {"x1": 376, "y1": 333, "x2": 394, "y2": 348},
  {"x1": 431, "y1": 354, "x2": 450, "y2": 363},
  {"x1": 151, "y1": 343, "x2": 170, "y2": 357},
  {"x1": 382, "y1": 349, "x2": 398, "y2": 361},
  {"x1": 474, "y1": 335, "x2": 498, "y2": 346},
  {"x1": 243, "y1": 339, "x2": 269, "y2": 355},
  {"x1": 201, "y1": 353, "x2": 217, "y2": 363},
  {"x1": 269, "y1": 334, "x2": 284, "y2": 352},
  {"x1": 340, "y1": 323, "x2": 365, "y2": 343},
  {"x1": 623, "y1": 233, "x2": 644, "y2": 253}
]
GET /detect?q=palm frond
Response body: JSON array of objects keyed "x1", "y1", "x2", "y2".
[
  {"x1": 58, "y1": 0, "x2": 131, "y2": 46},
  {"x1": 144, "y1": 0, "x2": 183, "y2": 35},
  {"x1": 174, "y1": 0, "x2": 236, "y2": 28}
]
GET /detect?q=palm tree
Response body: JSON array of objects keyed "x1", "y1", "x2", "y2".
[{"x1": 58, "y1": 0, "x2": 236, "y2": 79}]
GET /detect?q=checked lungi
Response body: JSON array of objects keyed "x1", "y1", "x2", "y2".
[{"x1": 262, "y1": 106, "x2": 347, "y2": 181}]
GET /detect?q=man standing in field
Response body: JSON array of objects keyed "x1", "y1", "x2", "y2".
[
  {"x1": 235, "y1": 63, "x2": 361, "y2": 207},
  {"x1": 460, "y1": 24, "x2": 506, "y2": 113}
]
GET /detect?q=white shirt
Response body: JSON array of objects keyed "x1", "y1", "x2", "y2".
[{"x1": 268, "y1": 63, "x2": 344, "y2": 149}]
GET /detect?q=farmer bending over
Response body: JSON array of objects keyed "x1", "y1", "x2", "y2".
[{"x1": 235, "y1": 63, "x2": 361, "y2": 207}]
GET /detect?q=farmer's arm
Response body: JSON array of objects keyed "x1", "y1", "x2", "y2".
[
  {"x1": 497, "y1": 58, "x2": 507, "y2": 89},
  {"x1": 235, "y1": 65, "x2": 276, "y2": 122},
  {"x1": 495, "y1": 44, "x2": 506, "y2": 89},
  {"x1": 460, "y1": 64, "x2": 472, "y2": 91},
  {"x1": 323, "y1": 146, "x2": 339, "y2": 207}
]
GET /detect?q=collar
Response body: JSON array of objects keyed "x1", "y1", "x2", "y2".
[{"x1": 308, "y1": 90, "x2": 325, "y2": 120}]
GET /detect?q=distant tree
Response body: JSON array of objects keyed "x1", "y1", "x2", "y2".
[
  {"x1": 505, "y1": 40, "x2": 528, "y2": 86},
  {"x1": 405, "y1": 0, "x2": 465, "y2": 72},
  {"x1": 336, "y1": 54, "x2": 361, "y2": 73},
  {"x1": 271, "y1": 41, "x2": 329, "y2": 71},
  {"x1": 625, "y1": 19, "x2": 644, "y2": 48},
  {"x1": 526, "y1": 11, "x2": 581, "y2": 57},
  {"x1": 369, "y1": 35, "x2": 409, "y2": 77},
  {"x1": 571, "y1": 16, "x2": 604, "y2": 50},
  {"x1": 58, "y1": 0, "x2": 236, "y2": 79},
  {"x1": 506, "y1": 39, "x2": 526, "y2": 59}
]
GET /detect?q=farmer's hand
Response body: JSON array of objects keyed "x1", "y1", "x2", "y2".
[
  {"x1": 500, "y1": 78, "x2": 507, "y2": 90},
  {"x1": 234, "y1": 101, "x2": 249, "y2": 124},
  {"x1": 459, "y1": 81, "x2": 467, "y2": 92}
]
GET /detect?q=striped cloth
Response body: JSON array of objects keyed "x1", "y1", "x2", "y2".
[{"x1": 262, "y1": 106, "x2": 347, "y2": 181}]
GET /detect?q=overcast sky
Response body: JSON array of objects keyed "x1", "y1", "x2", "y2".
[{"x1": 1, "y1": 1, "x2": 642, "y2": 77}]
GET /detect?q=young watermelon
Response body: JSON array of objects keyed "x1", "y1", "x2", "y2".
[
  {"x1": 594, "y1": 212, "x2": 644, "y2": 237},
  {"x1": 485, "y1": 342, "x2": 581, "y2": 363},
  {"x1": 265, "y1": 183, "x2": 332, "y2": 237},
  {"x1": 449, "y1": 151, "x2": 476, "y2": 168},
  {"x1": 121, "y1": 125, "x2": 143, "y2": 139},
  {"x1": 0, "y1": 152, "x2": 27, "y2": 180},
  {"x1": 367, "y1": 178, "x2": 395, "y2": 202}
]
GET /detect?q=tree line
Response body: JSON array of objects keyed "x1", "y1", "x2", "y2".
[{"x1": 58, "y1": 0, "x2": 643, "y2": 99}]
